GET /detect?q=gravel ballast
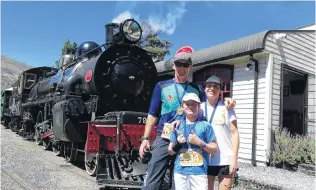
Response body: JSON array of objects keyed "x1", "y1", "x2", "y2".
[{"x1": 233, "y1": 162, "x2": 316, "y2": 190}]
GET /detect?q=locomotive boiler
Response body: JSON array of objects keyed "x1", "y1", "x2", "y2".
[{"x1": 5, "y1": 18, "x2": 171, "y2": 189}]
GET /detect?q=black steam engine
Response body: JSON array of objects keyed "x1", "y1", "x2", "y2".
[{"x1": 4, "y1": 19, "x2": 170, "y2": 189}]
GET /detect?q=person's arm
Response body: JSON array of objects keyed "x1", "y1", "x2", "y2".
[
  {"x1": 142, "y1": 82, "x2": 162, "y2": 138},
  {"x1": 203, "y1": 123, "x2": 218, "y2": 154},
  {"x1": 143, "y1": 114, "x2": 158, "y2": 139},
  {"x1": 230, "y1": 119, "x2": 239, "y2": 174},
  {"x1": 230, "y1": 120, "x2": 239, "y2": 158},
  {"x1": 199, "y1": 138, "x2": 217, "y2": 155},
  {"x1": 170, "y1": 120, "x2": 181, "y2": 131},
  {"x1": 139, "y1": 83, "x2": 161, "y2": 158},
  {"x1": 168, "y1": 131, "x2": 185, "y2": 155},
  {"x1": 228, "y1": 110, "x2": 239, "y2": 174},
  {"x1": 168, "y1": 142, "x2": 176, "y2": 155},
  {"x1": 188, "y1": 130, "x2": 217, "y2": 155}
]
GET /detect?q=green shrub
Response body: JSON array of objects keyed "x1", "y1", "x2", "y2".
[
  {"x1": 268, "y1": 128, "x2": 315, "y2": 169},
  {"x1": 301, "y1": 133, "x2": 316, "y2": 165},
  {"x1": 269, "y1": 127, "x2": 289, "y2": 166}
]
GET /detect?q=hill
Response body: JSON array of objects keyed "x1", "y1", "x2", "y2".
[{"x1": 1, "y1": 55, "x2": 33, "y2": 91}]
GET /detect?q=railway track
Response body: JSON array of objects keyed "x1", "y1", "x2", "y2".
[
  {"x1": 1, "y1": 125, "x2": 100, "y2": 190},
  {"x1": 2, "y1": 169, "x2": 40, "y2": 190}
]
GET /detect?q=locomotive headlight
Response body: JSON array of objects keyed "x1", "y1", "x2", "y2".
[{"x1": 121, "y1": 19, "x2": 142, "y2": 43}]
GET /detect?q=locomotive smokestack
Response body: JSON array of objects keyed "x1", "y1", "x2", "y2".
[{"x1": 105, "y1": 23, "x2": 118, "y2": 47}]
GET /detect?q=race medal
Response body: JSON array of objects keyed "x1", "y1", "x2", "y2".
[
  {"x1": 182, "y1": 152, "x2": 191, "y2": 160},
  {"x1": 177, "y1": 107, "x2": 184, "y2": 116},
  {"x1": 161, "y1": 123, "x2": 172, "y2": 140},
  {"x1": 180, "y1": 149, "x2": 203, "y2": 166}
]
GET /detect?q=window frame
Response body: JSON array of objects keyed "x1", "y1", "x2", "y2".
[{"x1": 23, "y1": 73, "x2": 37, "y2": 89}]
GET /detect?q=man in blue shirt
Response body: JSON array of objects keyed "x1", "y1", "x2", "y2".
[
  {"x1": 139, "y1": 47, "x2": 204, "y2": 190},
  {"x1": 168, "y1": 93, "x2": 217, "y2": 190}
]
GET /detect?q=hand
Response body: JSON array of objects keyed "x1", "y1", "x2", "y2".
[
  {"x1": 188, "y1": 131, "x2": 202, "y2": 146},
  {"x1": 224, "y1": 98, "x2": 236, "y2": 110},
  {"x1": 170, "y1": 120, "x2": 181, "y2": 132},
  {"x1": 177, "y1": 134, "x2": 186, "y2": 144},
  {"x1": 139, "y1": 140, "x2": 150, "y2": 158},
  {"x1": 229, "y1": 156, "x2": 238, "y2": 175}
]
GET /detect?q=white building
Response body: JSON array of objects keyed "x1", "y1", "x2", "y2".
[
  {"x1": 299, "y1": 24, "x2": 316, "y2": 30},
  {"x1": 155, "y1": 25, "x2": 315, "y2": 166}
]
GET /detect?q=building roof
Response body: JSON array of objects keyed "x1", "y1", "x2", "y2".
[
  {"x1": 154, "y1": 29, "x2": 314, "y2": 74},
  {"x1": 155, "y1": 30, "x2": 269, "y2": 74}
]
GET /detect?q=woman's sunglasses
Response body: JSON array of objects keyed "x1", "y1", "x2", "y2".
[{"x1": 205, "y1": 84, "x2": 221, "y2": 89}]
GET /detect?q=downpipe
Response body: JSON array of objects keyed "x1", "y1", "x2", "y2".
[{"x1": 251, "y1": 55, "x2": 259, "y2": 166}]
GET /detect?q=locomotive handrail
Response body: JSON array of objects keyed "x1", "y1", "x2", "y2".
[
  {"x1": 61, "y1": 42, "x2": 158, "y2": 71},
  {"x1": 61, "y1": 43, "x2": 107, "y2": 70}
]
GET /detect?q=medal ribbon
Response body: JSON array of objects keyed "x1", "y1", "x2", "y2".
[
  {"x1": 174, "y1": 79, "x2": 189, "y2": 107},
  {"x1": 184, "y1": 120, "x2": 197, "y2": 150},
  {"x1": 205, "y1": 99, "x2": 220, "y2": 124}
]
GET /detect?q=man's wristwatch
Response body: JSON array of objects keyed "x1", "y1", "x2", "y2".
[{"x1": 141, "y1": 136, "x2": 149, "y2": 141}]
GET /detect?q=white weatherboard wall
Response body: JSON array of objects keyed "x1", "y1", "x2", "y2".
[
  {"x1": 232, "y1": 56, "x2": 268, "y2": 163},
  {"x1": 265, "y1": 31, "x2": 316, "y2": 134}
]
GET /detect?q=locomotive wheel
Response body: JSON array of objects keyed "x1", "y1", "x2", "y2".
[
  {"x1": 34, "y1": 127, "x2": 43, "y2": 145},
  {"x1": 35, "y1": 112, "x2": 43, "y2": 145},
  {"x1": 64, "y1": 143, "x2": 78, "y2": 163},
  {"x1": 4, "y1": 118, "x2": 9, "y2": 128},
  {"x1": 84, "y1": 151, "x2": 98, "y2": 176},
  {"x1": 9, "y1": 122, "x2": 14, "y2": 131},
  {"x1": 42, "y1": 138, "x2": 51, "y2": 150},
  {"x1": 52, "y1": 143, "x2": 62, "y2": 156}
]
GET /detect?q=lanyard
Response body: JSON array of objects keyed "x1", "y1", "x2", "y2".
[
  {"x1": 183, "y1": 120, "x2": 197, "y2": 150},
  {"x1": 174, "y1": 79, "x2": 189, "y2": 106},
  {"x1": 205, "y1": 99, "x2": 220, "y2": 124}
]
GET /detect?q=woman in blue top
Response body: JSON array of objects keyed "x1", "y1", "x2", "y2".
[{"x1": 168, "y1": 93, "x2": 218, "y2": 190}]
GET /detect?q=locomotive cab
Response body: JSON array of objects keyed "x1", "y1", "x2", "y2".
[{"x1": 24, "y1": 73, "x2": 37, "y2": 89}]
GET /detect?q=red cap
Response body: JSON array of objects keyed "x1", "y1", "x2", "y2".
[
  {"x1": 174, "y1": 46, "x2": 194, "y2": 62},
  {"x1": 175, "y1": 46, "x2": 194, "y2": 55}
]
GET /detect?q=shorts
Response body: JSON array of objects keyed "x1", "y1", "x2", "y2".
[
  {"x1": 207, "y1": 165, "x2": 230, "y2": 176},
  {"x1": 174, "y1": 173, "x2": 208, "y2": 190}
]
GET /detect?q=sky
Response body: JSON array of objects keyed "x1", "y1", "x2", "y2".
[{"x1": 1, "y1": 1, "x2": 315, "y2": 68}]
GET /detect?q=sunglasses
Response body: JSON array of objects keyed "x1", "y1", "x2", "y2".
[
  {"x1": 174, "y1": 60, "x2": 191, "y2": 68},
  {"x1": 205, "y1": 84, "x2": 220, "y2": 89}
]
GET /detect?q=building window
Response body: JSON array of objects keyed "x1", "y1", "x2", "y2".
[{"x1": 193, "y1": 64, "x2": 234, "y2": 100}]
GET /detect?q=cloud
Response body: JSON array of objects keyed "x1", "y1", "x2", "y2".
[
  {"x1": 111, "y1": 11, "x2": 139, "y2": 24},
  {"x1": 146, "y1": 2, "x2": 187, "y2": 35},
  {"x1": 111, "y1": 2, "x2": 187, "y2": 36}
]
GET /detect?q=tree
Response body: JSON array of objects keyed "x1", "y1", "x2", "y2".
[
  {"x1": 138, "y1": 20, "x2": 173, "y2": 62},
  {"x1": 55, "y1": 40, "x2": 77, "y2": 68},
  {"x1": 61, "y1": 40, "x2": 77, "y2": 55}
]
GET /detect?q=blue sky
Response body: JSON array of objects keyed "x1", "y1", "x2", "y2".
[{"x1": 1, "y1": 1, "x2": 315, "y2": 68}]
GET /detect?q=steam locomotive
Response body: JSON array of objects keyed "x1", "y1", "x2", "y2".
[{"x1": 2, "y1": 19, "x2": 171, "y2": 189}]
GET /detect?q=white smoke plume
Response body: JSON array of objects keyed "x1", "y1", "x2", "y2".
[
  {"x1": 112, "y1": 11, "x2": 140, "y2": 24},
  {"x1": 111, "y1": 2, "x2": 187, "y2": 37}
]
